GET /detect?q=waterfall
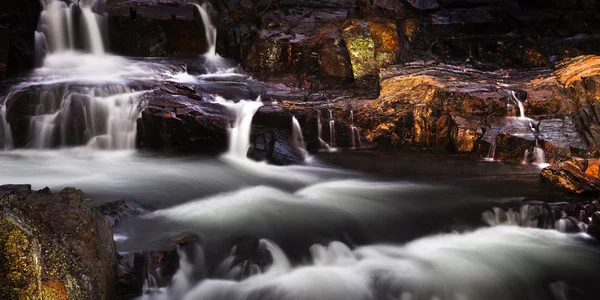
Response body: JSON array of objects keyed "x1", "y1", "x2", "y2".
[
  {"x1": 4, "y1": 86, "x2": 146, "y2": 150},
  {"x1": 0, "y1": 99, "x2": 14, "y2": 150},
  {"x1": 36, "y1": 0, "x2": 106, "y2": 62},
  {"x1": 215, "y1": 96, "x2": 263, "y2": 158},
  {"x1": 193, "y1": 3, "x2": 218, "y2": 57},
  {"x1": 349, "y1": 110, "x2": 360, "y2": 149},
  {"x1": 485, "y1": 141, "x2": 496, "y2": 161},
  {"x1": 317, "y1": 110, "x2": 331, "y2": 150},
  {"x1": 328, "y1": 109, "x2": 336, "y2": 148},
  {"x1": 291, "y1": 116, "x2": 308, "y2": 159},
  {"x1": 509, "y1": 90, "x2": 525, "y2": 119}
]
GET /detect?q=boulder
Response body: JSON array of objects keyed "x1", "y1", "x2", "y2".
[
  {"x1": 248, "y1": 105, "x2": 305, "y2": 165},
  {"x1": 136, "y1": 89, "x2": 231, "y2": 153},
  {"x1": 0, "y1": 185, "x2": 117, "y2": 299},
  {"x1": 542, "y1": 158, "x2": 600, "y2": 194}
]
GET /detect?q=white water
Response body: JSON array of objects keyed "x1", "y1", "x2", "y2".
[
  {"x1": 138, "y1": 226, "x2": 600, "y2": 300},
  {"x1": 329, "y1": 109, "x2": 336, "y2": 148},
  {"x1": 291, "y1": 116, "x2": 308, "y2": 159},
  {"x1": 0, "y1": 99, "x2": 13, "y2": 150},
  {"x1": 484, "y1": 141, "x2": 496, "y2": 161},
  {"x1": 193, "y1": 3, "x2": 217, "y2": 57},
  {"x1": 510, "y1": 90, "x2": 526, "y2": 119},
  {"x1": 214, "y1": 96, "x2": 263, "y2": 158},
  {"x1": 483, "y1": 205, "x2": 588, "y2": 233},
  {"x1": 37, "y1": 0, "x2": 106, "y2": 60},
  {"x1": 350, "y1": 110, "x2": 361, "y2": 149}
]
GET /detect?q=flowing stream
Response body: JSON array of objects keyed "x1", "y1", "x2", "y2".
[{"x1": 0, "y1": 2, "x2": 599, "y2": 300}]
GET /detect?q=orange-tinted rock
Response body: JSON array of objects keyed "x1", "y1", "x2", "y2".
[
  {"x1": 342, "y1": 20, "x2": 399, "y2": 87},
  {"x1": 542, "y1": 158, "x2": 600, "y2": 194}
]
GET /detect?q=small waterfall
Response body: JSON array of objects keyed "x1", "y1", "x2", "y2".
[
  {"x1": 215, "y1": 96, "x2": 263, "y2": 158},
  {"x1": 485, "y1": 140, "x2": 496, "y2": 161},
  {"x1": 291, "y1": 116, "x2": 308, "y2": 159},
  {"x1": 193, "y1": 3, "x2": 218, "y2": 57},
  {"x1": 328, "y1": 109, "x2": 336, "y2": 148},
  {"x1": 509, "y1": 90, "x2": 525, "y2": 118},
  {"x1": 317, "y1": 110, "x2": 331, "y2": 150},
  {"x1": 0, "y1": 99, "x2": 14, "y2": 150},
  {"x1": 350, "y1": 110, "x2": 361, "y2": 149},
  {"x1": 4, "y1": 86, "x2": 146, "y2": 150},
  {"x1": 36, "y1": 0, "x2": 106, "y2": 62}
]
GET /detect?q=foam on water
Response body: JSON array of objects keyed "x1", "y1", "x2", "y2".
[{"x1": 139, "y1": 226, "x2": 600, "y2": 300}]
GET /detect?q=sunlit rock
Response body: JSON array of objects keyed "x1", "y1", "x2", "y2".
[{"x1": 542, "y1": 158, "x2": 600, "y2": 194}]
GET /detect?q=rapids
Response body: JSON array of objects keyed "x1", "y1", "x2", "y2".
[{"x1": 0, "y1": 1, "x2": 599, "y2": 300}]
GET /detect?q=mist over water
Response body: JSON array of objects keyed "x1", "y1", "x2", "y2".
[{"x1": 1, "y1": 2, "x2": 599, "y2": 299}]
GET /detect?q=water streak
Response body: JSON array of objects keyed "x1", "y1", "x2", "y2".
[
  {"x1": 193, "y1": 3, "x2": 217, "y2": 57},
  {"x1": 214, "y1": 96, "x2": 263, "y2": 158}
]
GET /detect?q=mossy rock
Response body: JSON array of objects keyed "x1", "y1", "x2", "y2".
[{"x1": 0, "y1": 186, "x2": 117, "y2": 300}]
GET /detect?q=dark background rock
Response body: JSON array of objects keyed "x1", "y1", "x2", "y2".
[{"x1": 0, "y1": 0, "x2": 41, "y2": 78}]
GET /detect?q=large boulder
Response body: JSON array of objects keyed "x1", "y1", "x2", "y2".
[
  {"x1": 0, "y1": 185, "x2": 117, "y2": 299},
  {"x1": 136, "y1": 87, "x2": 231, "y2": 153}
]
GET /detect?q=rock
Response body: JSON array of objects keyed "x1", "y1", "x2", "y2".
[
  {"x1": 97, "y1": 199, "x2": 152, "y2": 228},
  {"x1": 342, "y1": 20, "x2": 400, "y2": 88},
  {"x1": 0, "y1": 185, "x2": 117, "y2": 299},
  {"x1": 406, "y1": 0, "x2": 440, "y2": 10},
  {"x1": 104, "y1": 0, "x2": 207, "y2": 56},
  {"x1": 542, "y1": 158, "x2": 600, "y2": 194},
  {"x1": 358, "y1": 0, "x2": 413, "y2": 19},
  {"x1": 136, "y1": 89, "x2": 231, "y2": 153},
  {"x1": 0, "y1": 0, "x2": 41, "y2": 76},
  {"x1": 248, "y1": 105, "x2": 305, "y2": 165}
]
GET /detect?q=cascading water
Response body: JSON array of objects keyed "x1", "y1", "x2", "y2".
[
  {"x1": 317, "y1": 110, "x2": 332, "y2": 150},
  {"x1": 510, "y1": 90, "x2": 526, "y2": 119},
  {"x1": 193, "y1": 3, "x2": 217, "y2": 58},
  {"x1": 214, "y1": 96, "x2": 263, "y2": 158},
  {"x1": 328, "y1": 109, "x2": 336, "y2": 148},
  {"x1": 36, "y1": 0, "x2": 106, "y2": 59},
  {"x1": 5, "y1": 86, "x2": 146, "y2": 150},
  {"x1": 0, "y1": 99, "x2": 14, "y2": 150},
  {"x1": 138, "y1": 226, "x2": 600, "y2": 300},
  {"x1": 350, "y1": 110, "x2": 360, "y2": 149},
  {"x1": 291, "y1": 116, "x2": 308, "y2": 159}
]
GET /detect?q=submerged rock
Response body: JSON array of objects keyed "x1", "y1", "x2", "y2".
[{"x1": 0, "y1": 185, "x2": 117, "y2": 299}]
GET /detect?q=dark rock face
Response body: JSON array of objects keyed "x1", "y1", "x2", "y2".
[
  {"x1": 104, "y1": 0, "x2": 207, "y2": 56},
  {"x1": 0, "y1": 185, "x2": 117, "y2": 299},
  {"x1": 136, "y1": 88, "x2": 231, "y2": 153},
  {"x1": 0, "y1": 0, "x2": 41, "y2": 78},
  {"x1": 248, "y1": 105, "x2": 305, "y2": 165}
]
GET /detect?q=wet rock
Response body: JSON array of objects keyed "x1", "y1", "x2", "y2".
[
  {"x1": 248, "y1": 105, "x2": 305, "y2": 165},
  {"x1": 542, "y1": 158, "x2": 600, "y2": 194},
  {"x1": 136, "y1": 89, "x2": 231, "y2": 153},
  {"x1": 0, "y1": 185, "x2": 117, "y2": 299},
  {"x1": 97, "y1": 199, "x2": 152, "y2": 228},
  {"x1": 104, "y1": 0, "x2": 207, "y2": 56}
]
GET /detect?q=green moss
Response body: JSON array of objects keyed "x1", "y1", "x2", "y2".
[{"x1": 0, "y1": 216, "x2": 39, "y2": 300}]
